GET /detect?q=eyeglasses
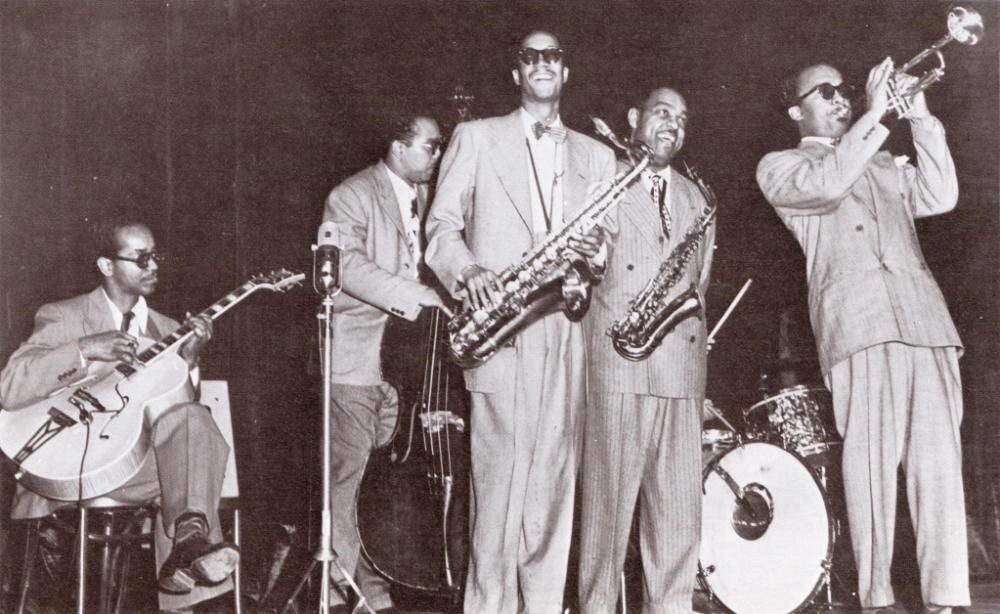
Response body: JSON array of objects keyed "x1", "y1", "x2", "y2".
[
  {"x1": 109, "y1": 251, "x2": 165, "y2": 270},
  {"x1": 517, "y1": 47, "x2": 563, "y2": 65},
  {"x1": 798, "y1": 82, "x2": 856, "y2": 102},
  {"x1": 417, "y1": 140, "x2": 443, "y2": 156}
]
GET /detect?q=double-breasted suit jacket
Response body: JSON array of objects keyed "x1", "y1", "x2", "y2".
[
  {"x1": 585, "y1": 163, "x2": 715, "y2": 398},
  {"x1": 756, "y1": 116, "x2": 961, "y2": 373}
]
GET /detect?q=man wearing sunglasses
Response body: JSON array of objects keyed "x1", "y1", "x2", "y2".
[
  {"x1": 321, "y1": 110, "x2": 450, "y2": 614},
  {"x1": 425, "y1": 29, "x2": 615, "y2": 614},
  {"x1": 757, "y1": 59, "x2": 968, "y2": 614},
  {"x1": 0, "y1": 215, "x2": 238, "y2": 611}
]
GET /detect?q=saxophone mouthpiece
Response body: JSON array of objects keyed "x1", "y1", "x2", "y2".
[{"x1": 591, "y1": 116, "x2": 627, "y2": 151}]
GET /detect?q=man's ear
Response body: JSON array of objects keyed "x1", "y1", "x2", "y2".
[
  {"x1": 96, "y1": 256, "x2": 113, "y2": 278},
  {"x1": 512, "y1": 69, "x2": 520, "y2": 87},
  {"x1": 787, "y1": 105, "x2": 803, "y2": 122},
  {"x1": 627, "y1": 107, "x2": 640, "y2": 130},
  {"x1": 562, "y1": 66, "x2": 569, "y2": 84}
]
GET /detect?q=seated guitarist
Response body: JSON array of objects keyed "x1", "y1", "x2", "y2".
[{"x1": 0, "y1": 214, "x2": 239, "y2": 608}]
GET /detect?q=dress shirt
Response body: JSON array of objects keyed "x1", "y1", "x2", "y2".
[
  {"x1": 385, "y1": 165, "x2": 422, "y2": 277},
  {"x1": 521, "y1": 108, "x2": 565, "y2": 235}
]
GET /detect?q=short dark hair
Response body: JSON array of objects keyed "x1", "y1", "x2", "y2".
[
  {"x1": 91, "y1": 211, "x2": 150, "y2": 260},
  {"x1": 381, "y1": 111, "x2": 433, "y2": 153},
  {"x1": 780, "y1": 69, "x2": 803, "y2": 108}
]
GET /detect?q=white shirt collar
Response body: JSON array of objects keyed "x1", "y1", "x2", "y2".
[
  {"x1": 384, "y1": 163, "x2": 416, "y2": 205},
  {"x1": 801, "y1": 136, "x2": 838, "y2": 147},
  {"x1": 101, "y1": 289, "x2": 150, "y2": 337}
]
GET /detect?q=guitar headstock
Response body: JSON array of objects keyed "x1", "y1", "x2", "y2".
[{"x1": 250, "y1": 269, "x2": 306, "y2": 293}]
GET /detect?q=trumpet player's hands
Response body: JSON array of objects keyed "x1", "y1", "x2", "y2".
[
  {"x1": 865, "y1": 56, "x2": 894, "y2": 119},
  {"x1": 461, "y1": 264, "x2": 502, "y2": 312},
  {"x1": 894, "y1": 72, "x2": 930, "y2": 119},
  {"x1": 79, "y1": 331, "x2": 140, "y2": 364},
  {"x1": 567, "y1": 225, "x2": 605, "y2": 260},
  {"x1": 418, "y1": 286, "x2": 454, "y2": 318}
]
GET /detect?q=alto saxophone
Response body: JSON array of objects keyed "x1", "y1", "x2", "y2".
[
  {"x1": 448, "y1": 118, "x2": 650, "y2": 369},
  {"x1": 608, "y1": 165, "x2": 717, "y2": 361}
]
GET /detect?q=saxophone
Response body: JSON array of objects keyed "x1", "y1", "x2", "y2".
[
  {"x1": 447, "y1": 118, "x2": 650, "y2": 368},
  {"x1": 608, "y1": 165, "x2": 717, "y2": 361}
]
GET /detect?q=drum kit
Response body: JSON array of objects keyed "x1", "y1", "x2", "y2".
[{"x1": 698, "y1": 385, "x2": 854, "y2": 614}]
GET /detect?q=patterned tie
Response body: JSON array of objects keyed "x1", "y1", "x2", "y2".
[
  {"x1": 121, "y1": 310, "x2": 135, "y2": 334},
  {"x1": 649, "y1": 174, "x2": 672, "y2": 239},
  {"x1": 532, "y1": 121, "x2": 568, "y2": 144}
]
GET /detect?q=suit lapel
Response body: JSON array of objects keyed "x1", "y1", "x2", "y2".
[
  {"x1": 562, "y1": 132, "x2": 592, "y2": 219},
  {"x1": 83, "y1": 287, "x2": 114, "y2": 336},
  {"x1": 373, "y1": 162, "x2": 408, "y2": 241},
  {"x1": 487, "y1": 110, "x2": 532, "y2": 232}
]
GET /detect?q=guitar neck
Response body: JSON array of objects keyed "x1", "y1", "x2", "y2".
[{"x1": 136, "y1": 280, "x2": 263, "y2": 364}]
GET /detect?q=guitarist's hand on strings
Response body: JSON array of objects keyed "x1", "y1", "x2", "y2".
[
  {"x1": 79, "y1": 331, "x2": 140, "y2": 364},
  {"x1": 179, "y1": 314, "x2": 213, "y2": 368}
]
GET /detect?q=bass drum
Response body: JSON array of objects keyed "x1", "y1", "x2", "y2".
[{"x1": 699, "y1": 442, "x2": 833, "y2": 614}]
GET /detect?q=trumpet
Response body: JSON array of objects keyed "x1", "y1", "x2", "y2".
[{"x1": 888, "y1": 5, "x2": 984, "y2": 117}]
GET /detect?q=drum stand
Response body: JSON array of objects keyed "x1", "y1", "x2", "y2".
[
  {"x1": 279, "y1": 296, "x2": 376, "y2": 614},
  {"x1": 813, "y1": 465, "x2": 853, "y2": 612}
]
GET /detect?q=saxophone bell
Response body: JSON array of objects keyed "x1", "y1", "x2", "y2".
[{"x1": 611, "y1": 284, "x2": 703, "y2": 361}]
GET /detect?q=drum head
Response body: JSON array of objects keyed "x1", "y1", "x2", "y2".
[{"x1": 700, "y1": 442, "x2": 832, "y2": 614}]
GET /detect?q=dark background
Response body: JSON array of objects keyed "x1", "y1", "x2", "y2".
[{"x1": 1, "y1": 0, "x2": 998, "y2": 579}]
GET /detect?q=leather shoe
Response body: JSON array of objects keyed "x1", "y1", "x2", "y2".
[{"x1": 158, "y1": 531, "x2": 240, "y2": 593}]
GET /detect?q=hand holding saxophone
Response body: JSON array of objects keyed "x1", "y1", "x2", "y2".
[
  {"x1": 461, "y1": 264, "x2": 502, "y2": 312},
  {"x1": 566, "y1": 225, "x2": 605, "y2": 260}
]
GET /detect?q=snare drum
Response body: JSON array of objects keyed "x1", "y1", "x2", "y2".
[
  {"x1": 743, "y1": 385, "x2": 841, "y2": 462},
  {"x1": 699, "y1": 442, "x2": 833, "y2": 614},
  {"x1": 702, "y1": 428, "x2": 736, "y2": 466}
]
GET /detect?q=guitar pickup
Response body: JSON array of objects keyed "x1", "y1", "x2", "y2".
[
  {"x1": 47, "y1": 407, "x2": 77, "y2": 427},
  {"x1": 74, "y1": 390, "x2": 107, "y2": 412}
]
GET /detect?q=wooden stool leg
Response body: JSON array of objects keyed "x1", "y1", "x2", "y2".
[
  {"x1": 232, "y1": 508, "x2": 243, "y2": 614},
  {"x1": 77, "y1": 508, "x2": 87, "y2": 614},
  {"x1": 97, "y1": 514, "x2": 114, "y2": 614},
  {"x1": 16, "y1": 520, "x2": 40, "y2": 614}
]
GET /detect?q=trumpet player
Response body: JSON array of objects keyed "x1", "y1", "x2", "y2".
[
  {"x1": 578, "y1": 86, "x2": 715, "y2": 614},
  {"x1": 424, "y1": 29, "x2": 615, "y2": 614},
  {"x1": 757, "y1": 59, "x2": 969, "y2": 613}
]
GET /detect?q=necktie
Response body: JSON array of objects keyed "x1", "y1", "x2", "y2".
[
  {"x1": 532, "y1": 121, "x2": 567, "y2": 144},
  {"x1": 121, "y1": 310, "x2": 135, "y2": 334},
  {"x1": 649, "y1": 174, "x2": 672, "y2": 239}
]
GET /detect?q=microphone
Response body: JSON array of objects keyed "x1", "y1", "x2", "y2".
[{"x1": 313, "y1": 220, "x2": 343, "y2": 297}]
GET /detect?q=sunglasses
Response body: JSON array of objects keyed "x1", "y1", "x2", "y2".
[
  {"x1": 517, "y1": 47, "x2": 563, "y2": 66},
  {"x1": 798, "y1": 82, "x2": 856, "y2": 102},
  {"x1": 110, "y1": 251, "x2": 165, "y2": 270}
]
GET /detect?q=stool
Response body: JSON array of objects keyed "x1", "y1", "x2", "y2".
[{"x1": 17, "y1": 499, "x2": 156, "y2": 614}]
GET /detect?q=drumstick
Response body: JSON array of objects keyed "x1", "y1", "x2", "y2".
[
  {"x1": 704, "y1": 399, "x2": 739, "y2": 434},
  {"x1": 707, "y1": 278, "x2": 752, "y2": 344}
]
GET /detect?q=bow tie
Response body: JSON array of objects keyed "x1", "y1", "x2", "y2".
[{"x1": 533, "y1": 121, "x2": 567, "y2": 144}]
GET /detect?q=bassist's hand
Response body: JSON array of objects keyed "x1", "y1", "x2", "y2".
[
  {"x1": 179, "y1": 314, "x2": 213, "y2": 368},
  {"x1": 79, "y1": 331, "x2": 139, "y2": 364},
  {"x1": 418, "y1": 287, "x2": 454, "y2": 319}
]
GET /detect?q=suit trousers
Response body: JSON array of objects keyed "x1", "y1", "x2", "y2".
[
  {"x1": 827, "y1": 343, "x2": 969, "y2": 609},
  {"x1": 464, "y1": 314, "x2": 585, "y2": 614},
  {"x1": 328, "y1": 382, "x2": 397, "y2": 611},
  {"x1": 578, "y1": 394, "x2": 702, "y2": 614}
]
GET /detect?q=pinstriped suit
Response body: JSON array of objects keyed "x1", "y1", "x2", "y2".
[
  {"x1": 757, "y1": 113, "x2": 969, "y2": 609},
  {"x1": 579, "y1": 163, "x2": 714, "y2": 614}
]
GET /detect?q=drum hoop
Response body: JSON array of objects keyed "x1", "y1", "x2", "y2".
[
  {"x1": 698, "y1": 441, "x2": 836, "y2": 613},
  {"x1": 743, "y1": 384, "x2": 830, "y2": 416}
]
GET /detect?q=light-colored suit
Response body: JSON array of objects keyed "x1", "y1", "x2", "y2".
[
  {"x1": 321, "y1": 160, "x2": 432, "y2": 610},
  {"x1": 757, "y1": 114, "x2": 969, "y2": 609},
  {"x1": 0, "y1": 286, "x2": 232, "y2": 610},
  {"x1": 578, "y1": 164, "x2": 715, "y2": 614},
  {"x1": 426, "y1": 109, "x2": 616, "y2": 614}
]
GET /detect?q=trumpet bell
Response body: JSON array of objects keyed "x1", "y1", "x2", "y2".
[{"x1": 948, "y1": 5, "x2": 984, "y2": 46}]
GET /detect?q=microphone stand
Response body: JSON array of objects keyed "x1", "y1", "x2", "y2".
[{"x1": 280, "y1": 251, "x2": 375, "y2": 614}]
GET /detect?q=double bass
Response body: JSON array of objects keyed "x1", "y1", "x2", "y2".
[{"x1": 355, "y1": 86, "x2": 475, "y2": 597}]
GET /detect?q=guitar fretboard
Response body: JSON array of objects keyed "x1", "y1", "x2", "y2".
[{"x1": 114, "y1": 280, "x2": 261, "y2": 377}]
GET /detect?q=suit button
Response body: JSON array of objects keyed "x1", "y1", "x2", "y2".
[
  {"x1": 855, "y1": 224, "x2": 864, "y2": 231},
  {"x1": 626, "y1": 264, "x2": 634, "y2": 271},
  {"x1": 658, "y1": 236, "x2": 665, "y2": 244},
  {"x1": 404, "y1": 263, "x2": 410, "y2": 269},
  {"x1": 881, "y1": 262, "x2": 889, "y2": 271},
  {"x1": 689, "y1": 335, "x2": 696, "y2": 343}
]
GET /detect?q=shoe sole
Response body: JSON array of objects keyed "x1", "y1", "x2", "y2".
[
  {"x1": 158, "y1": 567, "x2": 196, "y2": 594},
  {"x1": 191, "y1": 544, "x2": 240, "y2": 584}
]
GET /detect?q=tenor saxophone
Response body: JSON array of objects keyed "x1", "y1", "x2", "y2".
[
  {"x1": 447, "y1": 119, "x2": 650, "y2": 369},
  {"x1": 608, "y1": 166, "x2": 717, "y2": 361}
]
